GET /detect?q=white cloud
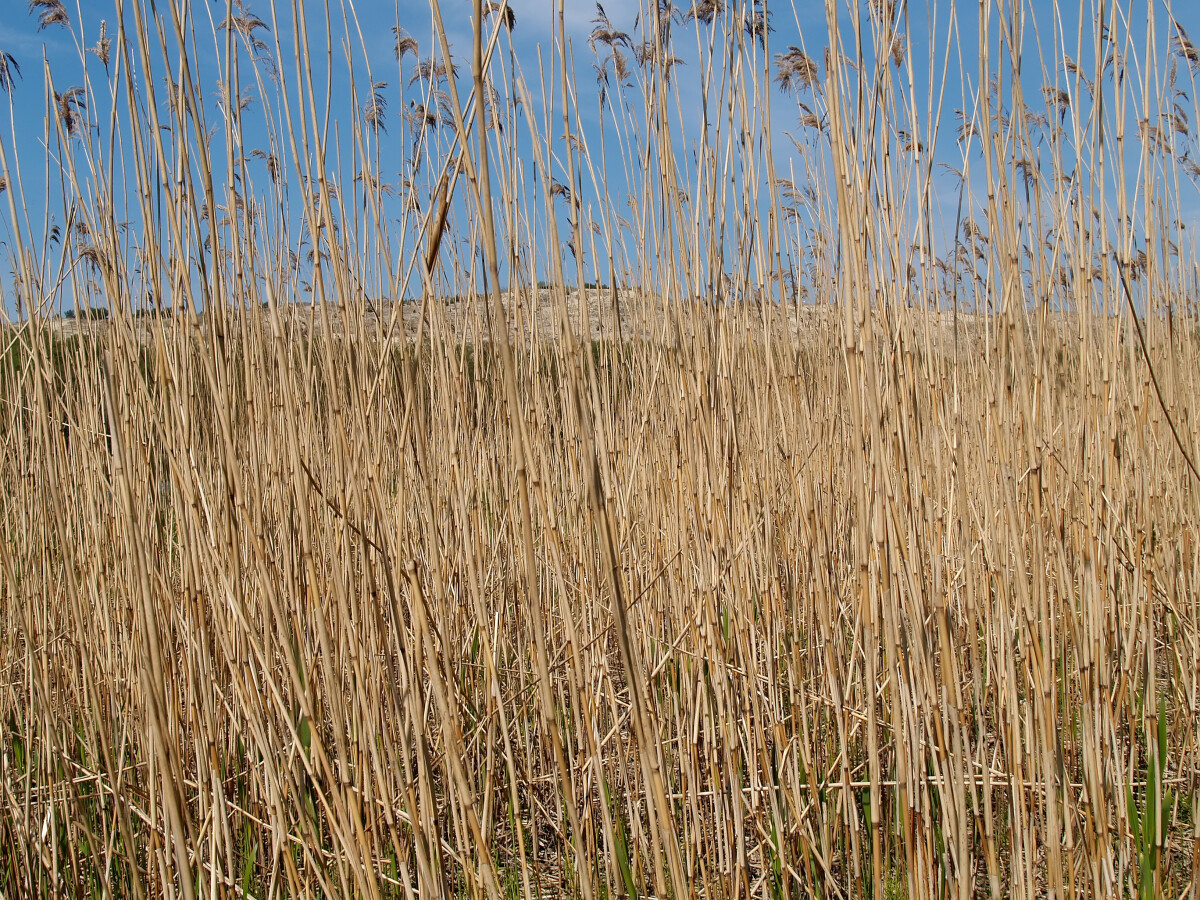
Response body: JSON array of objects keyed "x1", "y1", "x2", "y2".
[{"x1": 510, "y1": 0, "x2": 642, "y2": 44}]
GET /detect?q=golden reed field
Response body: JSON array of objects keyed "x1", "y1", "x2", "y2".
[{"x1": 1, "y1": 0, "x2": 1198, "y2": 898}]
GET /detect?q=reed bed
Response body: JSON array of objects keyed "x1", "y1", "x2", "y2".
[{"x1": 1, "y1": 0, "x2": 1198, "y2": 898}]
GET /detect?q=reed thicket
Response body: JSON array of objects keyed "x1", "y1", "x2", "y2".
[{"x1": 1, "y1": 0, "x2": 1198, "y2": 898}]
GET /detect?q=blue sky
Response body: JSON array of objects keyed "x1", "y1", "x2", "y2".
[{"x1": 1, "y1": 0, "x2": 1199, "y2": 312}]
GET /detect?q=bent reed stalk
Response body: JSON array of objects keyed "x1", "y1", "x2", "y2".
[{"x1": 1, "y1": 0, "x2": 1199, "y2": 898}]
